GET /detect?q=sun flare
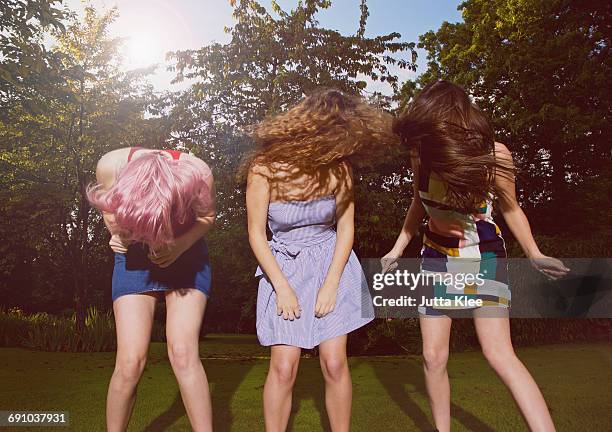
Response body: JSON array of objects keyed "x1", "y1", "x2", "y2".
[{"x1": 123, "y1": 32, "x2": 164, "y2": 70}]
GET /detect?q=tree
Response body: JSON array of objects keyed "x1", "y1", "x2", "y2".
[
  {"x1": 0, "y1": 0, "x2": 66, "y2": 107},
  {"x1": 411, "y1": 0, "x2": 611, "y2": 231},
  {"x1": 0, "y1": 6, "x2": 156, "y2": 327},
  {"x1": 164, "y1": 0, "x2": 417, "y2": 329},
  {"x1": 168, "y1": 0, "x2": 417, "y2": 222},
  {"x1": 172, "y1": 0, "x2": 415, "y2": 126}
]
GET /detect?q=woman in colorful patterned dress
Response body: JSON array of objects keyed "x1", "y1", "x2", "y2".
[
  {"x1": 88, "y1": 147, "x2": 215, "y2": 432},
  {"x1": 246, "y1": 89, "x2": 395, "y2": 432},
  {"x1": 383, "y1": 81, "x2": 568, "y2": 432}
]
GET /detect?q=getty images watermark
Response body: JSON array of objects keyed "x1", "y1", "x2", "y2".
[
  {"x1": 372, "y1": 269, "x2": 487, "y2": 308},
  {"x1": 359, "y1": 258, "x2": 612, "y2": 318}
]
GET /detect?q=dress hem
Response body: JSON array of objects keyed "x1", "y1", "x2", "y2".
[{"x1": 256, "y1": 316, "x2": 374, "y2": 349}]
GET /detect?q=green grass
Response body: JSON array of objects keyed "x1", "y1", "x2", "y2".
[{"x1": 1, "y1": 335, "x2": 611, "y2": 431}]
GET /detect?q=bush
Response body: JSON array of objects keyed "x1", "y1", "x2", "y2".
[
  {"x1": 24, "y1": 312, "x2": 78, "y2": 351},
  {"x1": 81, "y1": 307, "x2": 116, "y2": 352},
  {"x1": 506, "y1": 232, "x2": 611, "y2": 258},
  {"x1": 360, "y1": 317, "x2": 612, "y2": 355},
  {"x1": 0, "y1": 307, "x2": 116, "y2": 352},
  {"x1": 362, "y1": 319, "x2": 421, "y2": 355},
  {"x1": 0, "y1": 307, "x2": 31, "y2": 347}
]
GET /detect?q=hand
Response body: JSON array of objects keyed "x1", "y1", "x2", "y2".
[
  {"x1": 274, "y1": 283, "x2": 301, "y2": 321},
  {"x1": 148, "y1": 239, "x2": 189, "y2": 268},
  {"x1": 381, "y1": 247, "x2": 403, "y2": 273},
  {"x1": 315, "y1": 281, "x2": 338, "y2": 318},
  {"x1": 109, "y1": 234, "x2": 131, "y2": 254},
  {"x1": 530, "y1": 255, "x2": 570, "y2": 280}
]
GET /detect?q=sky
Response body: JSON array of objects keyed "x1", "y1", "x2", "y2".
[{"x1": 62, "y1": 0, "x2": 463, "y2": 93}]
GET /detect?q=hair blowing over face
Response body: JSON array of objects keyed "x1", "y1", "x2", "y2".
[
  {"x1": 393, "y1": 80, "x2": 514, "y2": 212},
  {"x1": 240, "y1": 88, "x2": 398, "y2": 177},
  {"x1": 87, "y1": 152, "x2": 212, "y2": 249}
]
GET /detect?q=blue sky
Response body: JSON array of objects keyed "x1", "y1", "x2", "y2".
[{"x1": 63, "y1": 0, "x2": 463, "y2": 92}]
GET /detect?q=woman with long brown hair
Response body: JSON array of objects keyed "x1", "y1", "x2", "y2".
[
  {"x1": 246, "y1": 89, "x2": 394, "y2": 432},
  {"x1": 383, "y1": 80, "x2": 568, "y2": 431}
]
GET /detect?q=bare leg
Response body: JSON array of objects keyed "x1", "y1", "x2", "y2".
[
  {"x1": 263, "y1": 345, "x2": 301, "y2": 432},
  {"x1": 165, "y1": 289, "x2": 212, "y2": 432},
  {"x1": 474, "y1": 308, "x2": 555, "y2": 431},
  {"x1": 319, "y1": 335, "x2": 351, "y2": 432},
  {"x1": 107, "y1": 294, "x2": 156, "y2": 432},
  {"x1": 419, "y1": 314, "x2": 452, "y2": 432}
]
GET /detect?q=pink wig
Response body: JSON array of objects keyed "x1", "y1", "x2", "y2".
[{"x1": 87, "y1": 151, "x2": 213, "y2": 249}]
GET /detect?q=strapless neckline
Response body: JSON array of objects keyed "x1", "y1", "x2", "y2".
[{"x1": 268, "y1": 194, "x2": 335, "y2": 206}]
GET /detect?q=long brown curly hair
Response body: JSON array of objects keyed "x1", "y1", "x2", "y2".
[
  {"x1": 393, "y1": 80, "x2": 515, "y2": 212},
  {"x1": 240, "y1": 88, "x2": 398, "y2": 179}
]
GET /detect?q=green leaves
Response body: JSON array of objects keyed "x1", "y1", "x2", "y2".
[
  {"x1": 1, "y1": 3, "x2": 160, "y2": 321},
  {"x1": 409, "y1": 0, "x2": 610, "y2": 230},
  {"x1": 0, "y1": 1, "x2": 66, "y2": 96},
  {"x1": 170, "y1": 0, "x2": 416, "y2": 129}
]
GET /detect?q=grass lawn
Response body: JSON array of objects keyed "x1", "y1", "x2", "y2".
[{"x1": 1, "y1": 335, "x2": 611, "y2": 431}]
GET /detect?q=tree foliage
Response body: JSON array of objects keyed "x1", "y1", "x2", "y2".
[
  {"x1": 0, "y1": 6, "x2": 157, "y2": 325},
  {"x1": 170, "y1": 0, "x2": 415, "y2": 128},
  {"x1": 1, "y1": 0, "x2": 608, "y2": 329},
  {"x1": 164, "y1": 0, "x2": 416, "y2": 329},
  {"x1": 0, "y1": 0, "x2": 66, "y2": 103},
  {"x1": 407, "y1": 0, "x2": 611, "y2": 232}
]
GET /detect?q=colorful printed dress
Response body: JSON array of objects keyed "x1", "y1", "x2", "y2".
[
  {"x1": 417, "y1": 158, "x2": 510, "y2": 316},
  {"x1": 255, "y1": 195, "x2": 374, "y2": 348}
]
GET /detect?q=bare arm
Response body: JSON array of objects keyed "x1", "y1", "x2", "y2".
[
  {"x1": 494, "y1": 143, "x2": 541, "y2": 257},
  {"x1": 246, "y1": 166, "x2": 289, "y2": 289},
  {"x1": 95, "y1": 152, "x2": 120, "y2": 234},
  {"x1": 94, "y1": 151, "x2": 134, "y2": 254},
  {"x1": 172, "y1": 157, "x2": 216, "y2": 250},
  {"x1": 392, "y1": 189, "x2": 427, "y2": 252},
  {"x1": 494, "y1": 142, "x2": 569, "y2": 278},
  {"x1": 382, "y1": 154, "x2": 427, "y2": 271},
  {"x1": 325, "y1": 162, "x2": 355, "y2": 284},
  {"x1": 246, "y1": 164, "x2": 301, "y2": 320},
  {"x1": 315, "y1": 162, "x2": 355, "y2": 317},
  {"x1": 146, "y1": 156, "x2": 216, "y2": 267}
]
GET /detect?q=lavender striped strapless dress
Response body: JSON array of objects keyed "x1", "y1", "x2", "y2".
[{"x1": 255, "y1": 195, "x2": 374, "y2": 349}]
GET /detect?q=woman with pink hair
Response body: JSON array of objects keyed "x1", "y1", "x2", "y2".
[{"x1": 88, "y1": 146, "x2": 215, "y2": 432}]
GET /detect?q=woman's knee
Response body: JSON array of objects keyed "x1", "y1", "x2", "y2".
[
  {"x1": 422, "y1": 347, "x2": 449, "y2": 372},
  {"x1": 481, "y1": 343, "x2": 516, "y2": 370},
  {"x1": 320, "y1": 355, "x2": 349, "y2": 382},
  {"x1": 270, "y1": 358, "x2": 299, "y2": 385},
  {"x1": 114, "y1": 353, "x2": 147, "y2": 383},
  {"x1": 167, "y1": 340, "x2": 199, "y2": 372}
]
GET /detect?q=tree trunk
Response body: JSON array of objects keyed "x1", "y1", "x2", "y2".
[
  {"x1": 74, "y1": 78, "x2": 88, "y2": 331},
  {"x1": 74, "y1": 197, "x2": 90, "y2": 332}
]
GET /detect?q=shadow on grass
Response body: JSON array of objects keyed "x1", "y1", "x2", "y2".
[
  {"x1": 286, "y1": 358, "x2": 331, "y2": 432},
  {"x1": 143, "y1": 392, "x2": 185, "y2": 432},
  {"x1": 366, "y1": 357, "x2": 494, "y2": 432},
  {"x1": 142, "y1": 354, "x2": 494, "y2": 431},
  {"x1": 209, "y1": 360, "x2": 256, "y2": 432},
  {"x1": 283, "y1": 356, "x2": 494, "y2": 432},
  {"x1": 143, "y1": 360, "x2": 256, "y2": 432}
]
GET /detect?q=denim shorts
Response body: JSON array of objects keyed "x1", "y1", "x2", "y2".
[{"x1": 112, "y1": 238, "x2": 211, "y2": 301}]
